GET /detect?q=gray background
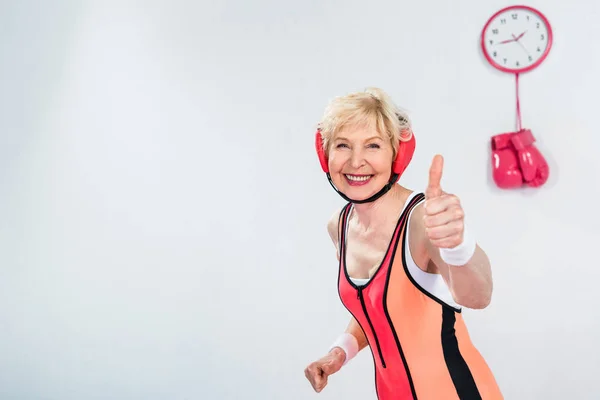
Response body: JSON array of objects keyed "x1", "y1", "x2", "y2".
[{"x1": 1, "y1": 0, "x2": 598, "y2": 399}]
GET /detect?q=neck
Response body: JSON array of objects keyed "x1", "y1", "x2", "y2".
[{"x1": 350, "y1": 184, "x2": 409, "y2": 230}]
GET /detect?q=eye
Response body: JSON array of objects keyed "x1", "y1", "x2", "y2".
[
  {"x1": 367, "y1": 143, "x2": 381, "y2": 149},
  {"x1": 336, "y1": 143, "x2": 349, "y2": 148}
]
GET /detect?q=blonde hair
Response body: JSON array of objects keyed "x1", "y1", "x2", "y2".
[{"x1": 318, "y1": 87, "x2": 412, "y2": 158}]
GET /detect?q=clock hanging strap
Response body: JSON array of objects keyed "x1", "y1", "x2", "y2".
[{"x1": 515, "y1": 72, "x2": 522, "y2": 131}]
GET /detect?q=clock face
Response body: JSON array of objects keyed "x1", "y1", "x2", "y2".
[{"x1": 481, "y1": 6, "x2": 552, "y2": 73}]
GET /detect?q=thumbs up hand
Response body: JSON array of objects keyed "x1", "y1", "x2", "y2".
[{"x1": 423, "y1": 155, "x2": 465, "y2": 249}]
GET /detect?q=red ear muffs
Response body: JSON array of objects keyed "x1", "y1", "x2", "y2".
[
  {"x1": 315, "y1": 129, "x2": 416, "y2": 181},
  {"x1": 391, "y1": 130, "x2": 416, "y2": 181},
  {"x1": 315, "y1": 130, "x2": 329, "y2": 173}
]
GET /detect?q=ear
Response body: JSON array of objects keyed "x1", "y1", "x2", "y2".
[{"x1": 399, "y1": 128, "x2": 413, "y2": 142}]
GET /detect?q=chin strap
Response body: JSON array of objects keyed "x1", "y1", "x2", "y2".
[{"x1": 326, "y1": 173, "x2": 399, "y2": 204}]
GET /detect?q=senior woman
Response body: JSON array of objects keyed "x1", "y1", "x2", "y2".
[{"x1": 304, "y1": 88, "x2": 503, "y2": 400}]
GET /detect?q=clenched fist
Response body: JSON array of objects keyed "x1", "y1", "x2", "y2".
[
  {"x1": 423, "y1": 155, "x2": 465, "y2": 249},
  {"x1": 304, "y1": 347, "x2": 346, "y2": 393}
]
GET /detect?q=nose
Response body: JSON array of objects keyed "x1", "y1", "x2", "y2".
[{"x1": 349, "y1": 148, "x2": 365, "y2": 169}]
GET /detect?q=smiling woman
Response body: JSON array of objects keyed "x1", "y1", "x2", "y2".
[
  {"x1": 324, "y1": 90, "x2": 408, "y2": 200},
  {"x1": 315, "y1": 88, "x2": 415, "y2": 205},
  {"x1": 305, "y1": 88, "x2": 504, "y2": 400}
]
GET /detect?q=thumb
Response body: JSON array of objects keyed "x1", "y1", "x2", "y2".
[{"x1": 425, "y1": 154, "x2": 444, "y2": 200}]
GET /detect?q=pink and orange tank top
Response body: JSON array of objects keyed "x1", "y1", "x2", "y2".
[{"x1": 337, "y1": 192, "x2": 503, "y2": 400}]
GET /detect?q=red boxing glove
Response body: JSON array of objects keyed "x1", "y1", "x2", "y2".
[
  {"x1": 490, "y1": 129, "x2": 549, "y2": 189},
  {"x1": 510, "y1": 129, "x2": 549, "y2": 188},
  {"x1": 491, "y1": 132, "x2": 523, "y2": 189}
]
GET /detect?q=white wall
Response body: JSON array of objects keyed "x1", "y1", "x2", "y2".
[{"x1": 1, "y1": 0, "x2": 599, "y2": 399}]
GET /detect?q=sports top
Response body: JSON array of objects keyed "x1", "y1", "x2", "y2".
[{"x1": 337, "y1": 191, "x2": 503, "y2": 400}]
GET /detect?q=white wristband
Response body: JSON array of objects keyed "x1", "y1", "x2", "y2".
[
  {"x1": 329, "y1": 333, "x2": 359, "y2": 366},
  {"x1": 439, "y1": 223, "x2": 477, "y2": 266}
]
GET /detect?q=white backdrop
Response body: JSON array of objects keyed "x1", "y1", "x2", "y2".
[{"x1": 1, "y1": 0, "x2": 599, "y2": 399}]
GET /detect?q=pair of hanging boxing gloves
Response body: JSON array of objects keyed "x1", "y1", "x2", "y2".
[{"x1": 491, "y1": 129, "x2": 549, "y2": 189}]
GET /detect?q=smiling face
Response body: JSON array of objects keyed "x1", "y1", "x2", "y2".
[
  {"x1": 318, "y1": 87, "x2": 412, "y2": 201},
  {"x1": 327, "y1": 121, "x2": 395, "y2": 201}
]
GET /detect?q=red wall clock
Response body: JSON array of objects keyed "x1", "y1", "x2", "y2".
[{"x1": 481, "y1": 5, "x2": 553, "y2": 74}]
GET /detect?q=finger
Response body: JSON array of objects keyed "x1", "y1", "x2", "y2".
[
  {"x1": 425, "y1": 154, "x2": 444, "y2": 200},
  {"x1": 430, "y1": 235, "x2": 464, "y2": 249},
  {"x1": 314, "y1": 374, "x2": 327, "y2": 392},
  {"x1": 425, "y1": 220, "x2": 464, "y2": 241},
  {"x1": 304, "y1": 368, "x2": 313, "y2": 385},
  {"x1": 305, "y1": 365, "x2": 320, "y2": 382},
  {"x1": 424, "y1": 193, "x2": 459, "y2": 215},
  {"x1": 423, "y1": 204, "x2": 464, "y2": 228}
]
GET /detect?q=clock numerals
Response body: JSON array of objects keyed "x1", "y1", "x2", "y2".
[{"x1": 483, "y1": 7, "x2": 551, "y2": 72}]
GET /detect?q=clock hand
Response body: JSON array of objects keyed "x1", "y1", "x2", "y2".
[
  {"x1": 498, "y1": 37, "x2": 516, "y2": 44},
  {"x1": 512, "y1": 34, "x2": 531, "y2": 57},
  {"x1": 514, "y1": 31, "x2": 527, "y2": 41},
  {"x1": 497, "y1": 30, "x2": 527, "y2": 45}
]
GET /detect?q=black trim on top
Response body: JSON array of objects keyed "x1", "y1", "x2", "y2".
[
  {"x1": 441, "y1": 307, "x2": 482, "y2": 399},
  {"x1": 381, "y1": 193, "x2": 426, "y2": 400}
]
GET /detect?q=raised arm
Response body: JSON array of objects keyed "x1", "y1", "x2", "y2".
[
  {"x1": 411, "y1": 155, "x2": 493, "y2": 309},
  {"x1": 410, "y1": 202, "x2": 493, "y2": 309}
]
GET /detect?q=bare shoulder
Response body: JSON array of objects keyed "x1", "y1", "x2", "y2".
[{"x1": 326, "y1": 206, "x2": 345, "y2": 248}]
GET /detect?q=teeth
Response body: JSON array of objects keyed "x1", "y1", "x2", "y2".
[{"x1": 345, "y1": 174, "x2": 372, "y2": 182}]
